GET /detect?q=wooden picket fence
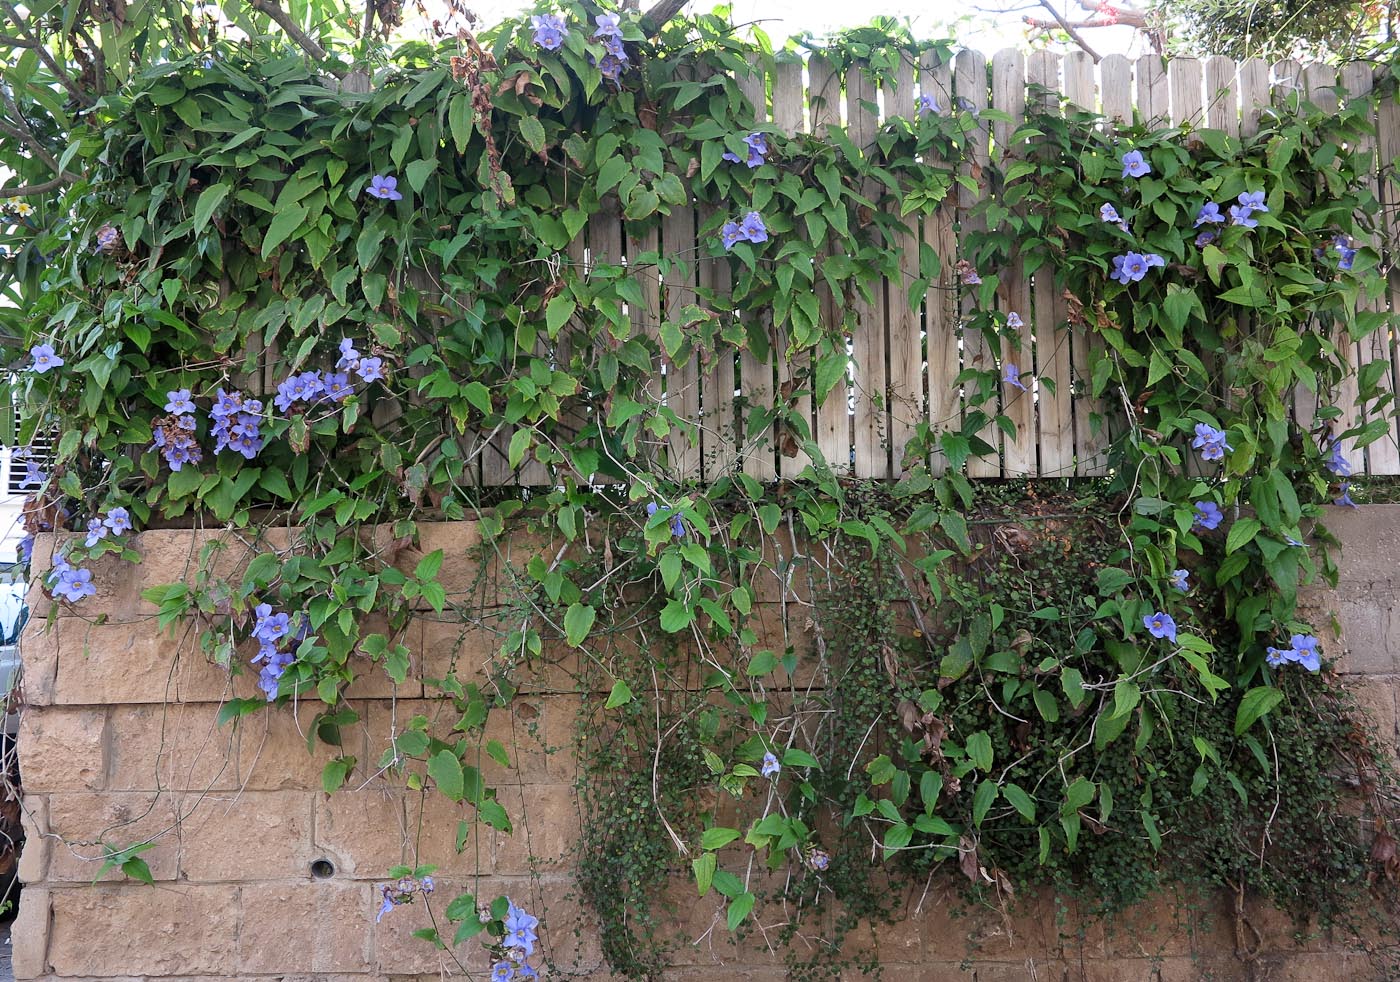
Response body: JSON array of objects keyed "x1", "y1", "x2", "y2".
[{"x1": 476, "y1": 51, "x2": 1400, "y2": 486}]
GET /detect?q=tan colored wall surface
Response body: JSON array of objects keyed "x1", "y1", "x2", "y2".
[{"x1": 10, "y1": 510, "x2": 1400, "y2": 981}]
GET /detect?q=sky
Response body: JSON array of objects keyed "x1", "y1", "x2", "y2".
[{"x1": 448, "y1": 1, "x2": 1146, "y2": 56}]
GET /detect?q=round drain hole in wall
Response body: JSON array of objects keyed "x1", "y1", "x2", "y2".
[{"x1": 310, "y1": 859, "x2": 336, "y2": 880}]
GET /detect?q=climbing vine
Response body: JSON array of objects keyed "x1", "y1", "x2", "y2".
[{"x1": 3, "y1": 1, "x2": 1400, "y2": 976}]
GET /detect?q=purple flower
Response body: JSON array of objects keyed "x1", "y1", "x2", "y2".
[
  {"x1": 1191, "y1": 422, "x2": 1233, "y2": 462},
  {"x1": 808, "y1": 848, "x2": 831, "y2": 871},
  {"x1": 599, "y1": 52, "x2": 628, "y2": 81},
  {"x1": 84, "y1": 518, "x2": 108, "y2": 548},
  {"x1": 530, "y1": 13, "x2": 567, "y2": 50},
  {"x1": 505, "y1": 901, "x2": 538, "y2": 934},
  {"x1": 593, "y1": 12, "x2": 620, "y2": 36},
  {"x1": 21, "y1": 460, "x2": 44, "y2": 487},
  {"x1": 960, "y1": 267, "x2": 981, "y2": 286},
  {"x1": 376, "y1": 893, "x2": 395, "y2": 923},
  {"x1": 336, "y1": 337, "x2": 361, "y2": 370},
  {"x1": 55, "y1": 566, "x2": 96, "y2": 603},
  {"x1": 491, "y1": 963, "x2": 516, "y2": 982},
  {"x1": 1229, "y1": 204, "x2": 1259, "y2": 228},
  {"x1": 502, "y1": 902, "x2": 538, "y2": 956},
  {"x1": 1337, "y1": 247, "x2": 1357, "y2": 271},
  {"x1": 1325, "y1": 442, "x2": 1352, "y2": 477},
  {"x1": 94, "y1": 224, "x2": 120, "y2": 254},
  {"x1": 720, "y1": 221, "x2": 743, "y2": 250},
  {"x1": 1265, "y1": 646, "x2": 1289, "y2": 668},
  {"x1": 324, "y1": 372, "x2": 354, "y2": 402},
  {"x1": 1003, "y1": 363, "x2": 1027, "y2": 392},
  {"x1": 211, "y1": 388, "x2": 243, "y2": 419},
  {"x1": 1334, "y1": 482, "x2": 1357, "y2": 508},
  {"x1": 29, "y1": 343, "x2": 63, "y2": 373},
  {"x1": 356, "y1": 357, "x2": 384, "y2": 383},
  {"x1": 1143, "y1": 611, "x2": 1177, "y2": 643},
  {"x1": 1193, "y1": 500, "x2": 1223, "y2": 531},
  {"x1": 917, "y1": 93, "x2": 940, "y2": 116},
  {"x1": 646, "y1": 501, "x2": 687, "y2": 538},
  {"x1": 254, "y1": 602, "x2": 291, "y2": 645},
  {"x1": 365, "y1": 175, "x2": 403, "y2": 201},
  {"x1": 1112, "y1": 252, "x2": 1150, "y2": 284},
  {"x1": 1195, "y1": 230, "x2": 1218, "y2": 248},
  {"x1": 17, "y1": 535, "x2": 33, "y2": 564},
  {"x1": 419, "y1": 876, "x2": 434, "y2": 894},
  {"x1": 762, "y1": 752, "x2": 780, "y2": 778},
  {"x1": 1099, "y1": 203, "x2": 1121, "y2": 224},
  {"x1": 1170, "y1": 569, "x2": 1189, "y2": 592},
  {"x1": 1289, "y1": 634, "x2": 1321, "y2": 672},
  {"x1": 164, "y1": 389, "x2": 196, "y2": 414},
  {"x1": 516, "y1": 966, "x2": 540, "y2": 981},
  {"x1": 1143, "y1": 253, "x2": 1166, "y2": 269},
  {"x1": 1194, "y1": 202, "x2": 1223, "y2": 226},
  {"x1": 1120, "y1": 150, "x2": 1150, "y2": 179},
  {"x1": 1006, "y1": 311, "x2": 1023, "y2": 330},
  {"x1": 740, "y1": 211, "x2": 767, "y2": 243},
  {"x1": 103, "y1": 506, "x2": 133, "y2": 535},
  {"x1": 1237, "y1": 190, "x2": 1267, "y2": 212}
]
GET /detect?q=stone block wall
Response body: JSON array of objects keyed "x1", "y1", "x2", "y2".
[{"x1": 10, "y1": 510, "x2": 1400, "y2": 981}]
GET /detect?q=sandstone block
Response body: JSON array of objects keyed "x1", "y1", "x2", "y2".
[
  {"x1": 239, "y1": 697, "x2": 365, "y2": 791},
  {"x1": 177, "y1": 790, "x2": 314, "y2": 881},
  {"x1": 18, "y1": 707, "x2": 106, "y2": 792},
  {"x1": 48, "y1": 884, "x2": 238, "y2": 976},
  {"x1": 1334, "y1": 595, "x2": 1397, "y2": 674},
  {"x1": 314, "y1": 788, "x2": 412, "y2": 877},
  {"x1": 1348, "y1": 678, "x2": 1399, "y2": 764},
  {"x1": 47, "y1": 618, "x2": 185, "y2": 706},
  {"x1": 46, "y1": 790, "x2": 180, "y2": 882},
  {"x1": 10, "y1": 885, "x2": 48, "y2": 979},
  {"x1": 238, "y1": 881, "x2": 375, "y2": 973},
  {"x1": 408, "y1": 787, "x2": 490, "y2": 879},
  {"x1": 490, "y1": 783, "x2": 579, "y2": 875},
  {"x1": 1323, "y1": 505, "x2": 1400, "y2": 588},
  {"x1": 415, "y1": 616, "x2": 497, "y2": 688},
  {"x1": 17, "y1": 794, "x2": 46, "y2": 883},
  {"x1": 106, "y1": 702, "x2": 238, "y2": 792},
  {"x1": 17, "y1": 620, "x2": 57, "y2": 706}
]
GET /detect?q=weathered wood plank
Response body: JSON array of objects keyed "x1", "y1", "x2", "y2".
[
  {"x1": 849, "y1": 65, "x2": 890, "y2": 479},
  {"x1": 957, "y1": 49, "x2": 994, "y2": 478},
  {"x1": 773, "y1": 59, "x2": 813, "y2": 479},
  {"x1": 809, "y1": 54, "x2": 851, "y2": 475},
  {"x1": 922, "y1": 50, "x2": 958, "y2": 477},
  {"x1": 993, "y1": 48, "x2": 1034, "y2": 477},
  {"x1": 883, "y1": 55, "x2": 924, "y2": 475}
]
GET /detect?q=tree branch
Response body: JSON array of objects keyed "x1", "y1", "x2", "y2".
[
  {"x1": 0, "y1": 0, "x2": 94, "y2": 105},
  {"x1": 1026, "y1": 0, "x2": 1102, "y2": 61},
  {"x1": 640, "y1": 0, "x2": 687, "y2": 37},
  {"x1": 0, "y1": 174, "x2": 75, "y2": 198},
  {"x1": 245, "y1": 0, "x2": 347, "y2": 75},
  {"x1": 0, "y1": 88, "x2": 79, "y2": 183}
]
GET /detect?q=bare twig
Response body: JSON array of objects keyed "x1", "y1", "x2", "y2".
[
  {"x1": 0, "y1": 0, "x2": 94, "y2": 105},
  {"x1": 1026, "y1": 0, "x2": 1103, "y2": 62}
]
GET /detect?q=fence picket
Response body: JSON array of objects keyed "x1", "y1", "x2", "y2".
[
  {"x1": 883, "y1": 56, "x2": 924, "y2": 475},
  {"x1": 809, "y1": 54, "x2": 852, "y2": 474},
  {"x1": 773, "y1": 60, "x2": 814, "y2": 479},
  {"x1": 736, "y1": 66, "x2": 777, "y2": 482},
  {"x1": 1204, "y1": 56, "x2": 1238, "y2": 134},
  {"x1": 1136, "y1": 55, "x2": 1168, "y2": 127},
  {"x1": 956, "y1": 50, "x2": 994, "y2": 478},
  {"x1": 1380, "y1": 73, "x2": 1400, "y2": 478},
  {"x1": 849, "y1": 66, "x2": 890, "y2": 479},
  {"x1": 922, "y1": 51, "x2": 959, "y2": 476},
  {"x1": 1030, "y1": 50, "x2": 1076, "y2": 478},
  {"x1": 992, "y1": 49, "x2": 1033, "y2": 477}
]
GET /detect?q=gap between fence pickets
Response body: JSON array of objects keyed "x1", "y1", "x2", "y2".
[{"x1": 435, "y1": 51, "x2": 1399, "y2": 485}]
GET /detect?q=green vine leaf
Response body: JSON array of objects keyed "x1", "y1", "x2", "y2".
[
  {"x1": 1234, "y1": 686, "x2": 1285, "y2": 736},
  {"x1": 564, "y1": 602, "x2": 596, "y2": 647},
  {"x1": 428, "y1": 750, "x2": 465, "y2": 802}
]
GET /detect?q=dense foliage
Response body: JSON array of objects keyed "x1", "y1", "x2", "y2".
[{"x1": 3, "y1": 2, "x2": 1400, "y2": 976}]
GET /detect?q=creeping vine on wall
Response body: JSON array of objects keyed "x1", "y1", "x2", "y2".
[{"x1": 4, "y1": 2, "x2": 1400, "y2": 976}]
